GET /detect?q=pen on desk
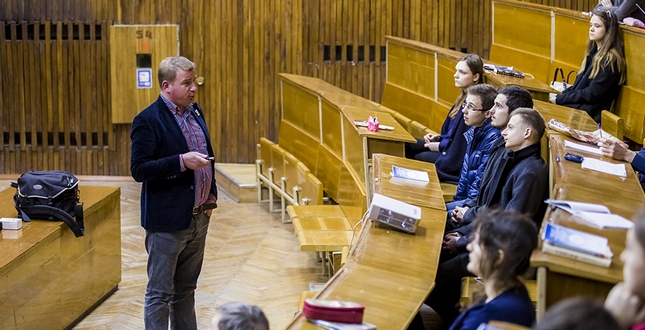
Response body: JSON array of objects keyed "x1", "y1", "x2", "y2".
[{"x1": 598, "y1": 123, "x2": 603, "y2": 139}]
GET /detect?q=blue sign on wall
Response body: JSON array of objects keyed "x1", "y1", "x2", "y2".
[{"x1": 137, "y1": 68, "x2": 153, "y2": 89}]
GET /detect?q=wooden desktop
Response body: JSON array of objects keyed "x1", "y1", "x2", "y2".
[{"x1": 0, "y1": 186, "x2": 121, "y2": 329}]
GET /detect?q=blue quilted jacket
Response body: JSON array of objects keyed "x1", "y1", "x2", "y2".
[{"x1": 452, "y1": 119, "x2": 500, "y2": 202}]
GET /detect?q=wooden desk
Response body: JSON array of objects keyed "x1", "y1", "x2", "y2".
[
  {"x1": 484, "y1": 71, "x2": 556, "y2": 102},
  {"x1": 372, "y1": 153, "x2": 446, "y2": 211},
  {"x1": 286, "y1": 155, "x2": 446, "y2": 329},
  {"x1": 0, "y1": 185, "x2": 121, "y2": 329},
  {"x1": 534, "y1": 100, "x2": 598, "y2": 132},
  {"x1": 531, "y1": 134, "x2": 644, "y2": 319},
  {"x1": 341, "y1": 107, "x2": 415, "y2": 202}
]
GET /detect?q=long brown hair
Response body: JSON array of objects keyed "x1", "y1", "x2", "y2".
[
  {"x1": 448, "y1": 54, "x2": 484, "y2": 118},
  {"x1": 580, "y1": 9, "x2": 626, "y2": 85}
]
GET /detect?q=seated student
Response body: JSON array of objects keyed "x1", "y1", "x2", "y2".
[
  {"x1": 549, "y1": 9, "x2": 626, "y2": 123},
  {"x1": 596, "y1": 0, "x2": 645, "y2": 26},
  {"x1": 604, "y1": 207, "x2": 645, "y2": 329},
  {"x1": 450, "y1": 86, "x2": 534, "y2": 218},
  {"x1": 426, "y1": 108, "x2": 549, "y2": 327},
  {"x1": 210, "y1": 302, "x2": 270, "y2": 330},
  {"x1": 405, "y1": 54, "x2": 484, "y2": 183},
  {"x1": 449, "y1": 210, "x2": 537, "y2": 330},
  {"x1": 446, "y1": 84, "x2": 500, "y2": 213},
  {"x1": 599, "y1": 138, "x2": 645, "y2": 190},
  {"x1": 534, "y1": 297, "x2": 621, "y2": 330}
]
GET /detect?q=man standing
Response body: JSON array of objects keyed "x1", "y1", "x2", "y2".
[{"x1": 131, "y1": 56, "x2": 218, "y2": 330}]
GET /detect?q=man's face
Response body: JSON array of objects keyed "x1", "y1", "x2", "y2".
[
  {"x1": 163, "y1": 69, "x2": 196, "y2": 108},
  {"x1": 502, "y1": 115, "x2": 529, "y2": 151},
  {"x1": 463, "y1": 94, "x2": 490, "y2": 128},
  {"x1": 490, "y1": 94, "x2": 510, "y2": 129}
]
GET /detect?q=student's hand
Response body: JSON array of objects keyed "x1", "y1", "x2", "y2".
[
  {"x1": 451, "y1": 206, "x2": 469, "y2": 223},
  {"x1": 424, "y1": 133, "x2": 439, "y2": 143},
  {"x1": 442, "y1": 232, "x2": 462, "y2": 254},
  {"x1": 183, "y1": 152, "x2": 212, "y2": 170},
  {"x1": 423, "y1": 142, "x2": 440, "y2": 152},
  {"x1": 600, "y1": 0, "x2": 613, "y2": 7},
  {"x1": 605, "y1": 283, "x2": 645, "y2": 329},
  {"x1": 599, "y1": 138, "x2": 637, "y2": 163}
]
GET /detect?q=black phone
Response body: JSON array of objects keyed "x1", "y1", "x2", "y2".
[{"x1": 564, "y1": 152, "x2": 584, "y2": 163}]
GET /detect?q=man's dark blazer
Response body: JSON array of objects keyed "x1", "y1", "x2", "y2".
[{"x1": 131, "y1": 96, "x2": 218, "y2": 232}]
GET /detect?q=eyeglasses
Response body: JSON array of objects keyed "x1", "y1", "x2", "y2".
[{"x1": 464, "y1": 103, "x2": 488, "y2": 112}]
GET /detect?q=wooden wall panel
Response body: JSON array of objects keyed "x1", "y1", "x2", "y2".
[{"x1": 0, "y1": 0, "x2": 597, "y2": 174}]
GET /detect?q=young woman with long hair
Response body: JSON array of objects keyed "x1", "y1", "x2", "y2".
[
  {"x1": 406, "y1": 54, "x2": 484, "y2": 183},
  {"x1": 550, "y1": 9, "x2": 626, "y2": 123}
]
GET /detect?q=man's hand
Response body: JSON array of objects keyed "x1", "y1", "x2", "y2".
[
  {"x1": 451, "y1": 205, "x2": 469, "y2": 225},
  {"x1": 605, "y1": 283, "x2": 645, "y2": 329},
  {"x1": 599, "y1": 138, "x2": 636, "y2": 163},
  {"x1": 204, "y1": 197, "x2": 218, "y2": 217},
  {"x1": 424, "y1": 133, "x2": 439, "y2": 143},
  {"x1": 183, "y1": 152, "x2": 212, "y2": 170},
  {"x1": 600, "y1": 0, "x2": 613, "y2": 7},
  {"x1": 442, "y1": 232, "x2": 462, "y2": 255},
  {"x1": 424, "y1": 141, "x2": 440, "y2": 152}
]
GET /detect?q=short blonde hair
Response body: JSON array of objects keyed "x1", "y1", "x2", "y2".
[{"x1": 158, "y1": 56, "x2": 195, "y2": 87}]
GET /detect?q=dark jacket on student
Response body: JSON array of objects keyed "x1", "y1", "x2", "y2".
[
  {"x1": 448, "y1": 285, "x2": 536, "y2": 330},
  {"x1": 455, "y1": 142, "x2": 548, "y2": 251},
  {"x1": 435, "y1": 104, "x2": 470, "y2": 183},
  {"x1": 453, "y1": 120, "x2": 500, "y2": 202},
  {"x1": 555, "y1": 49, "x2": 623, "y2": 123},
  {"x1": 595, "y1": 0, "x2": 645, "y2": 23}
]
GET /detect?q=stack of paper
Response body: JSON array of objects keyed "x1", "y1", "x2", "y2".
[
  {"x1": 545, "y1": 199, "x2": 633, "y2": 229},
  {"x1": 563, "y1": 140, "x2": 603, "y2": 156},
  {"x1": 391, "y1": 165, "x2": 430, "y2": 184},
  {"x1": 581, "y1": 158, "x2": 627, "y2": 178},
  {"x1": 541, "y1": 223, "x2": 613, "y2": 267}
]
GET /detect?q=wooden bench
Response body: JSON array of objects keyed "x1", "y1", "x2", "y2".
[{"x1": 492, "y1": 0, "x2": 645, "y2": 144}]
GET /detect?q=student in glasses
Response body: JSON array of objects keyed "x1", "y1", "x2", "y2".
[
  {"x1": 445, "y1": 84, "x2": 500, "y2": 216},
  {"x1": 406, "y1": 54, "x2": 484, "y2": 183},
  {"x1": 549, "y1": 9, "x2": 626, "y2": 123}
]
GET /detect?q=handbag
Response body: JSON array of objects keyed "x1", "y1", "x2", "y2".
[
  {"x1": 12, "y1": 170, "x2": 84, "y2": 237},
  {"x1": 550, "y1": 67, "x2": 575, "y2": 92}
]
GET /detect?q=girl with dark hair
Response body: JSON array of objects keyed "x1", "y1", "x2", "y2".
[
  {"x1": 406, "y1": 54, "x2": 484, "y2": 183},
  {"x1": 449, "y1": 210, "x2": 537, "y2": 330},
  {"x1": 550, "y1": 9, "x2": 626, "y2": 123}
]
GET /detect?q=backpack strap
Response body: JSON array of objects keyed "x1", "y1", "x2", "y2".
[{"x1": 17, "y1": 205, "x2": 84, "y2": 237}]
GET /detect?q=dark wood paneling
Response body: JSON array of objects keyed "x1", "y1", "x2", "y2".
[{"x1": 0, "y1": 0, "x2": 591, "y2": 174}]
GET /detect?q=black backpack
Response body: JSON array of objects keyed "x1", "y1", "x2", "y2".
[{"x1": 12, "y1": 170, "x2": 84, "y2": 237}]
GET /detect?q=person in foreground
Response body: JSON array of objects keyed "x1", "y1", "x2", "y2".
[
  {"x1": 425, "y1": 108, "x2": 548, "y2": 328},
  {"x1": 549, "y1": 8, "x2": 626, "y2": 123},
  {"x1": 405, "y1": 54, "x2": 484, "y2": 183},
  {"x1": 533, "y1": 297, "x2": 620, "y2": 330},
  {"x1": 448, "y1": 210, "x2": 537, "y2": 330},
  {"x1": 210, "y1": 302, "x2": 270, "y2": 330},
  {"x1": 131, "y1": 56, "x2": 218, "y2": 329},
  {"x1": 604, "y1": 207, "x2": 645, "y2": 329}
]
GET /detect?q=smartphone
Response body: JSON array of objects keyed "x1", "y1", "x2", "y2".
[{"x1": 564, "y1": 152, "x2": 584, "y2": 163}]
